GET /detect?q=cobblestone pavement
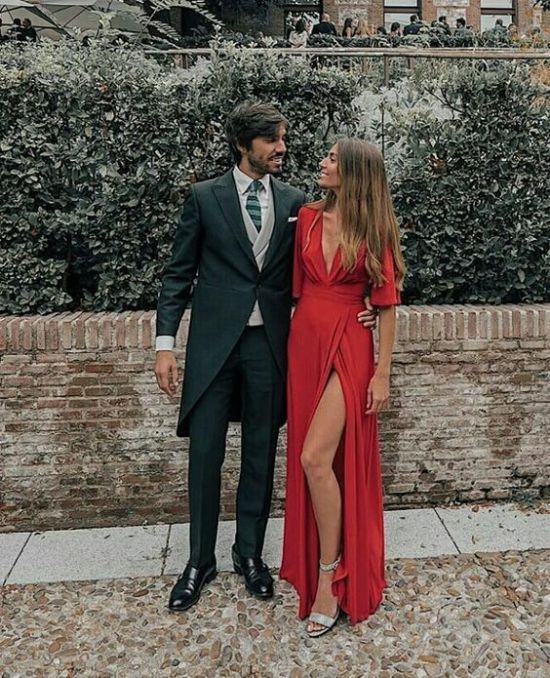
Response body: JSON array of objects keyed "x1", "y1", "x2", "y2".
[{"x1": 1, "y1": 550, "x2": 548, "y2": 678}]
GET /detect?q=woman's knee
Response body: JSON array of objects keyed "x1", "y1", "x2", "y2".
[{"x1": 301, "y1": 446, "x2": 330, "y2": 480}]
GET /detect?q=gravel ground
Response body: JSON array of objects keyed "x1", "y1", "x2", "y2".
[{"x1": 1, "y1": 550, "x2": 549, "y2": 678}]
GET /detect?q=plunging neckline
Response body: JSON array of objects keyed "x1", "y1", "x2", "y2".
[{"x1": 320, "y1": 213, "x2": 341, "y2": 278}]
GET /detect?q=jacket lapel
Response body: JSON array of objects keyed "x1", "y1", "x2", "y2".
[
  {"x1": 263, "y1": 178, "x2": 289, "y2": 270},
  {"x1": 212, "y1": 170, "x2": 257, "y2": 268}
]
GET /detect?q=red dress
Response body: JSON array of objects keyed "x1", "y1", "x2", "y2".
[{"x1": 280, "y1": 205, "x2": 401, "y2": 625}]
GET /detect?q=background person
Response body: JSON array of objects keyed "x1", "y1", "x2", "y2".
[
  {"x1": 311, "y1": 12, "x2": 337, "y2": 36},
  {"x1": 289, "y1": 18, "x2": 308, "y2": 48},
  {"x1": 342, "y1": 17, "x2": 354, "y2": 38}
]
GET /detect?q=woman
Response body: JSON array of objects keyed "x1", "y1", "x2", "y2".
[
  {"x1": 280, "y1": 139, "x2": 405, "y2": 636},
  {"x1": 390, "y1": 22, "x2": 401, "y2": 37},
  {"x1": 289, "y1": 18, "x2": 309, "y2": 48},
  {"x1": 353, "y1": 18, "x2": 370, "y2": 37},
  {"x1": 342, "y1": 17, "x2": 354, "y2": 38}
]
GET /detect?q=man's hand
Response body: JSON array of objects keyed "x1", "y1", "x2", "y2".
[
  {"x1": 357, "y1": 295, "x2": 378, "y2": 329},
  {"x1": 155, "y1": 351, "x2": 179, "y2": 397}
]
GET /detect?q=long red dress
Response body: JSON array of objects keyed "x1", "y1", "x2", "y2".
[{"x1": 280, "y1": 205, "x2": 401, "y2": 625}]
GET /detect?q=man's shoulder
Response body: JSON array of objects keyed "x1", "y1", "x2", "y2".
[
  {"x1": 271, "y1": 177, "x2": 306, "y2": 202},
  {"x1": 191, "y1": 171, "x2": 232, "y2": 196}
]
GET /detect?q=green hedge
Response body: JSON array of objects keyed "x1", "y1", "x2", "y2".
[
  {"x1": 385, "y1": 62, "x2": 550, "y2": 304},
  {"x1": 0, "y1": 41, "x2": 548, "y2": 313},
  {"x1": 178, "y1": 28, "x2": 550, "y2": 49}
]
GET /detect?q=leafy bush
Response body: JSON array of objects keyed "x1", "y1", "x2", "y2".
[
  {"x1": 0, "y1": 42, "x2": 548, "y2": 313},
  {"x1": 380, "y1": 62, "x2": 550, "y2": 304},
  {"x1": 181, "y1": 30, "x2": 550, "y2": 50},
  {"x1": 0, "y1": 42, "x2": 192, "y2": 313},
  {"x1": 0, "y1": 40, "x2": 362, "y2": 313}
]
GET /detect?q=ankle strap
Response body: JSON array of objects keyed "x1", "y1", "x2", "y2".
[{"x1": 319, "y1": 556, "x2": 340, "y2": 572}]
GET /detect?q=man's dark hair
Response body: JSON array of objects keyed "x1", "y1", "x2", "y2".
[
  {"x1": 456, "y1": 17, "x2": 466, "y2": 28},
  {"x1": 226, "y1": 103, "x2": 288, "y2": 163},
  {"x1": 410, "y1": 15, "x2": 418, "y2": 23}
]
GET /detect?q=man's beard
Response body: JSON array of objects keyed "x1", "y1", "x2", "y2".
[{"x1": 248, "y1": 151, "x2": 285, "y2": 175}]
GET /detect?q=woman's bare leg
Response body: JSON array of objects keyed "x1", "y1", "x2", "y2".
[{"x1": 300, "y1": 370, "x2": 346, "y2": 631}]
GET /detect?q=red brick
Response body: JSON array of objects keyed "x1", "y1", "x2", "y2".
[
  {"x1": 85, "y1": 316, "x2": 98, "y2": 350},
  {"x1": 70, "y1": 376, "x2": 99, "y2": 386},
  {"x1": 37, "y1": 399, "x2": 67, "y2": 409},
  {"x1": 4, "y1": 376, "x2": 35, "y2": 387},
  {"x1": 45, "y1": 316, "x2": 60, "y2": 351},
  {"x1": 126, "y1": 313, "x2": 140, "y2": 348},
  {"x1": 98, "y1": 314, "x2": 114, "y2": 349},
  {"x1": 75, "y1": 312, "x2": 92, "y2": 349},
  {"x1": 85, "y1": 364, "x2": 113, "y2": 374}
]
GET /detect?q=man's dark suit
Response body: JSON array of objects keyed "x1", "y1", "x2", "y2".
[{"x1": 157, "y1": 169, "x2": 306, "y2": 566}]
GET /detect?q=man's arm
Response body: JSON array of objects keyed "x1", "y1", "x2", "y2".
[
  {"x1": 156, "y1": 185, "x2": 202, "y2": 337},
  {"x1": 155, "y1": 186, "x2": 203, "y2": 396}
]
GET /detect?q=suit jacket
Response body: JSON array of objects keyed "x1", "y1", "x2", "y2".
[{"x1": 156, "y1": 169, "x2": 307, "y2": 436}]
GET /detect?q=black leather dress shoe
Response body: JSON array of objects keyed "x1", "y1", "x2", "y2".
[
  {"x1": 168, "y1": 561, "x2": 217, "y2": 612},
  {"x1": 232, "y1": 546, "x2": 273, "y2": 600}
]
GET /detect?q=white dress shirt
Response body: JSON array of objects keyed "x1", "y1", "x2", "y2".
[
  {"x1": 156, "y1": 166, "x2": 272, "y2": 351},
  {"x1": 232, "y1": 165, "x2": 271, "y2": 222}
]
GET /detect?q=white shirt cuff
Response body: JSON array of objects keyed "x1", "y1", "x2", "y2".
[{"x1": 156, "y1": 335, "x2": 175, "y2": 351}]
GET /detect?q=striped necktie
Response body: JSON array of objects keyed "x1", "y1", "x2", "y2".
[{"x1": 245, "y1": 179, "x2": 263, "y2": 232}]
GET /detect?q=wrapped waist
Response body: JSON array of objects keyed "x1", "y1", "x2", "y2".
[{"x1": 300, "y1": 282, "x2": 364, "y2": 306}]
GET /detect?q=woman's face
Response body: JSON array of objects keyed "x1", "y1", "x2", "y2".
[{"x1": 319, "y1": 144, "x2": 340, "y2": 190}]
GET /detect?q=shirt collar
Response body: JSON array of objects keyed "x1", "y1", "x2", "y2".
[{"x1": 233, "y1": 165, "x2": 270, "y2": 196}]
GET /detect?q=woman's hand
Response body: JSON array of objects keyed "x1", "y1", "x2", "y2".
[{"x1": 366, "y1": 372, "x2": 390, "y2": 415}]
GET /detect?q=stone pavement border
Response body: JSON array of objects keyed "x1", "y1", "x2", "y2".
[{"x1": 1, "y1": 503, "x2": 548, "y2": 586}]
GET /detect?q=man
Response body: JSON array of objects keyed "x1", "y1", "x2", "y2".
[
  {"x1": 8, "y1": 18, "x2": 23, "y2": 41},
  {"x1": 311, "y1": 12, "x2": 337, "y2": 36},
  {"x1": 155, "y1": 103, "x2": 376, "y2": 613},
  {"x1": 455, "y1": 17, "x2": 466, "y2": 31},
  {"x1": 21, "y1": 18, "x2": 37, "y2": 42},
  {"x1": 455, "y1": 16, "x2": 472, "y2": 36},
  {"x1": 155, "y1": 103, "x2": 307, "y2": 612},
  {"x1": 438, "y1": 16, "x2": 451, "y2": 35},
  {"x1": 403, "y1": 14, "x2": 421, "y2": 36}
]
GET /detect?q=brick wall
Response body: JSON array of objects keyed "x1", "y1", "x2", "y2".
[
  {"x1": 321, "y1": 0, "x2": 546, "y2": 34},
  {"x1": 1, "y1": 305, "x2": 548, "y2": 532}
]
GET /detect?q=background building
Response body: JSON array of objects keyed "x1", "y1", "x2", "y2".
[
  {"x1": 324, "y1": 0, "x2": 548, "y2": 33},
  {"x1": 262, "y1": 0, "x2": 549, "y2": 36}
]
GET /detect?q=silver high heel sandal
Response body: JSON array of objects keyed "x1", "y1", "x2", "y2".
[{"x1": 306, "y1": 556, "x2": 341, "y2": 638}]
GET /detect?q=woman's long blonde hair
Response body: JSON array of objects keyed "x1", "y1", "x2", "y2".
[
  {"x1": 354, "y1": 19, "x2": 370, "y2": 36},
  {"x1": 313, "y1": 138, "x2": 406, "y2": 289}
]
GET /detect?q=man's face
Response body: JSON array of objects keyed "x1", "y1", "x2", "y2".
[{"x1": 239, "y1": 125, "x2": 287, "y2": 177}]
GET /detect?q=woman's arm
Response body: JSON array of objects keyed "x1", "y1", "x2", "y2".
[{"x1": 366, "y1": 305, "x2": 396, "y2": 414}]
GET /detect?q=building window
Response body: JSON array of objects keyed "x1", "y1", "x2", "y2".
[
  {"x1": 384, "y1": 0, "x2": 422, "y2": 32},
  {"x1": 480, "y1": 0, "x2": 516, "y2": 31}
]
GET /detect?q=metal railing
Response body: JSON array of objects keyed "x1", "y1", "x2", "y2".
[{"x1": 145, "y1": 47, "x2": 550, "y2": 85}]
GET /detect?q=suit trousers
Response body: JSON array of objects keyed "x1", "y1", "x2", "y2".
[{"x1": 187, "y1": 326, "x2": 285, "y2": 568}]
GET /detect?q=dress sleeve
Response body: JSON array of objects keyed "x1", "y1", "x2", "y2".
[
  {"x1": 292, "y1": 211, "x2": 305, "y2": 300},
  {"x1": 370, "y1": 245, "x2": 401, "y2": 306}
]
